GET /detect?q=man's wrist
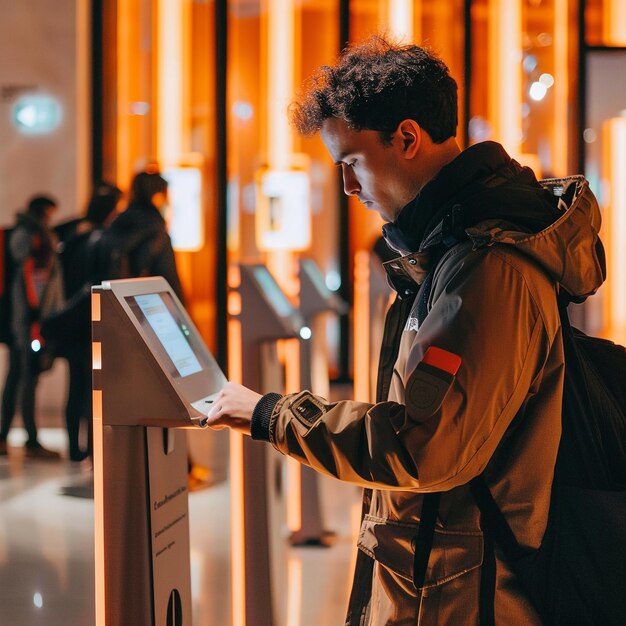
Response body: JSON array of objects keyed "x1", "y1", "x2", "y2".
[{"x1": 250, "y1": 392, "x2": 282, "y2": 441}]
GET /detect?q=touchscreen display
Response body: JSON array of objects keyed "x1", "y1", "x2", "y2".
[
  {"x1": 252, "y1": 267, "x2": 293, "y2": 317},
  {"x1": 126, "y1": 293, "x2": 202, "y2": 378}
]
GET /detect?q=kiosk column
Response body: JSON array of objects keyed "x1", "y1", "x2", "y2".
[
  {"x1": 236, "y1": 264, "x2": 304, "y2": 626},
  {"x1": 92, "y1": 278, "x2": 225, "y2": 626}
]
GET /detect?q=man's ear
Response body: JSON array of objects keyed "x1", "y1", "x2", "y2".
[{"x1": 397, "y1": 119, "x2": 421, "y2": 158}]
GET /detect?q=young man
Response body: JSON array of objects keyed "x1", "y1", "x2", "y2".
[{"x1": 206, "y1": 38, "x2": 604, "y2": 624}]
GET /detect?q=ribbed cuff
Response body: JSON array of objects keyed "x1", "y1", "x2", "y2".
[{"x1": 250, "y1": 392, "x2": 282, "y2": 441}]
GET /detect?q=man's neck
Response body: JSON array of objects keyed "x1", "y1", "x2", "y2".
[{"x1": 418, "y1": 138, "x2": 462, "y2": 192}]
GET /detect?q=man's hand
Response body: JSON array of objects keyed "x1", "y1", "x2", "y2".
[{"x1": 205, "y1": 382, "x2": 262, "y2": 436}]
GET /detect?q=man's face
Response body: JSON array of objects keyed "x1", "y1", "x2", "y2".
[{"x1": 320, "y1": 117, "x2": 417, "y2": 223}]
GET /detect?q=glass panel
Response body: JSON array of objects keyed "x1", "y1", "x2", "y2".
[
  {"x1": 470, "y1": 0, "x2": 577, "y2": 178},
  {"x1": 585, "y1": 51, "x2": 626, "y2": 342},
  {"x1": 586, "y1": 0, "x2": 626, "y2": 46}
]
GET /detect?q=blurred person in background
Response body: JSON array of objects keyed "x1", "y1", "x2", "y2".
[
  {"x1": 46, "y1": 182, "x2": 123, "y2": 462},
  {"x1": 0, "y1": 195, "x2": 64, "y2": 459},
  {"x1": 98, "y1": 170, "x2": 184, "y2": 301}
]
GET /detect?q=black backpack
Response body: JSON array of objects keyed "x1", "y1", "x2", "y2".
[
  {"x1": 467, "y1": 302, "x2": 626, "y2": 625},
  {"x1": 412, "y1": 204, "x2": 626, "y2": 623},
  {"x1": 0, "y1": 227, "x2": 15, "y2": 345}
]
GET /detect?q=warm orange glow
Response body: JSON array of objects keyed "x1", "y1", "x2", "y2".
[
  {"x1": 229, "y1": 431, "x2": 246, "y2": 626},
  {"x1": 286, "y1": 558, "x2": 303, "y2": 626},
  {"x1": 388, "y1": 0, "x2": 417, "y2": 43},
  {"x1": 91, "y1": 293, "x2": 101, "y2": 322},
  {"x1": 92, "y1": 342, "x2": 102, "y2": 370},
  {"x1": 286, "y1": 458, "x2": 302, "y2": 532},
  {"x1": 517, "y1": 153, "x2": 542, "y2": 179},
  {"x1": 603, "y1": 0, "x2": 626, "y2": 45},
  {"x1": 157, "y1": 0, "x2": 190, "y2": 165},
  {"x1": 488, "y1": 0, "x2": 522, "y2": 155},
  {"x1": 267, "y1": 0, "x2": 294, "y2": 170},
  {"x1": 602, "y1": 117, "x2": 626, "y2": 344},
  {"x1": 93, "y1": 390, "x2": 105, "y2": 626},
  {"x1": 353, "y1": 251, "x2": 371, "y2": 402},
  {"x1": 228, "y1": 291, "x2": 242, "y2": 317},
  {"x1": 116, "y1": 0, "x2": 132, "y2": 187},
  {"x1": 227, "y1": 315, "x2": 244, "y2": 624},
  {"x1": 228, "y1": 319, "x2": 243, "y2": 384},
  {"x1": 228, "y1": 264, "x2": 241, "y2": 289},
  {"x1": 552, "y1": 0, "x2": 569, "y2": 176},
  {"x1": 76, "y1": 0, "x2": 91, "y2": 208}
]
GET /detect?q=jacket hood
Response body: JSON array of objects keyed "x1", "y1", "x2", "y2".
[{"x1": 382, "y1": 142, "x2": 605, "y2": 302}]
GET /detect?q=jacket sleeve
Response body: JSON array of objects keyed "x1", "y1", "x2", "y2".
[{"x1": 263, "y1": 246, "x2": 560, "y2": 491}]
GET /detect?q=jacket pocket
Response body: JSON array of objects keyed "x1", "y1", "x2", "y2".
[{"x1": 357, "y1": 514, "x2": 483, "y2": 589}]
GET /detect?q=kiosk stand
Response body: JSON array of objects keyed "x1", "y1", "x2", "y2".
[
  {"x1": 92, "y1": 277, "x2": 225, "y2": 626},
  {"x1": 237, "y1": 264, "x2": 304, "y2": 626},
  {"x1": 290, "y1": 259, "x2": 347, "y2": 545}
]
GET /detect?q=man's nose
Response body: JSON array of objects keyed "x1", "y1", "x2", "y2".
[{"x1": 341, "y1": 164, "x2": 361, "y2": 196}]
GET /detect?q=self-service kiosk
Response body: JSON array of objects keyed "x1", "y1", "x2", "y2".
[
  {"x1": 91, "y1": 277, "x2": 226, "y2": 626},
  {"x1": 237, "y1": 264, "x2": 305, "y2": 626},
  {"x1": 291, "y1": 259, "x2": 348, "y2": 544}
]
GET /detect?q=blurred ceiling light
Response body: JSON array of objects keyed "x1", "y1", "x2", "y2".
[
  {"x1": 583, "y1": 128, "x2": 597, "y2": 143},
  {"x1": 130, "y1": 101, "x2": 150, "y2": 115},
  {"x1": 539, "y1": 73, "x2": 555, "y2": 87},
  {"x1": 325, "y1": 270, "x2": 341, "y2": 292},
  {"x1": 232, "y1": 101, "x2": 254, "y2": 120},
  {"x1": 537, "y1": 32, "x2": 553, "y2": 46},
  {"x1": 33, "y1": 593, "x2": 43, "y2": 608},
  {"x1": 12, "y1": 95, "x2": 62, "y2": 134},
  {"x1": 529, "y1": 81, "x2": 548, "y2": 101},
  {"x1": 523, "y1": 55, "x2": 538, "y2": 73}
]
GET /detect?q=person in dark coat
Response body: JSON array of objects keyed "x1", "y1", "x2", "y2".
[
  {"x1": 100, "y1": 170, "x2": 184, "y2": 302},
  {"x1": 0, "y1": 195, "x2": 65, "y2": 459},
  {"x1": 52, "y1": 182, "x2": 122, "y2": 461}
]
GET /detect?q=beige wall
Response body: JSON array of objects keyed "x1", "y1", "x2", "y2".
[{"x1": 0, "y1": 0, "x2": 91, "y2": 225}]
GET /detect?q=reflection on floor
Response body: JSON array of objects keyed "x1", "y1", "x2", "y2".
[{"x1": 0, "y1": 428, "x2": 361, "y2": 626}]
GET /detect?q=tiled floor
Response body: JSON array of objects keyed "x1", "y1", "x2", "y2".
[{"x1": 0, "y1": 427, "x2": 361, "y2": 626}]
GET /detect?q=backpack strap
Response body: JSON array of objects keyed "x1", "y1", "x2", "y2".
[
  {"x1": 413, "y1": 492, "x2": 441, "y2": 589},
  {"x1": 468, "y1": 476, "x2": 528, "y2": 563}
]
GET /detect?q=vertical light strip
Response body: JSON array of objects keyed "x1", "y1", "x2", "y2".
[
  {"x1": 157, "y1": 0, "x2": 185, "y2": 166},
  {"x1": 389, "y1": 0, "x2": 414, "y2": 43},
  {"x1": 92, "y1": 342, "x2": 102, "y2": 370},
  {"x1": 602, "y1": 117, "x2": 626, "y2": 343},
  {"x1": 286, "y1": 558, "x2": 302, "y2": 626},
  {"x1": 488, "y1": 0, "x2": 522, "y2": 155},
  {"x1": 116, "y1": 0, "x2": 131, "y2": 186},
  {"x1": 286, "y1": 458, "x2": 302, "y2": 532},
  {"x1": 603, "y1": 0, "x2": 626, "y2": 45},
  {"x1": 267, "y1": 0, "x2": 294, "y2": 170},
  {"x1": 229, "y1": 430, "x2": 245, "y2": 626},
  {"x1": 353, "y1": 251, "x2": 371, "y2": 402},
  {"x1": 92, "y1": 292, "x2": 101, "y2": 322},
  {"x1": 93, "y1": 390, "x2": 105, "y2": 626},
  {"x1": 75, "y1": 0, "x2": 91, "y2": 209},
  {"x1": 552, "y1": 0, "x2": 569, "y2": 176},
  {"x1": 227, "y1": 316, "x2": 245, "y2": 626}
]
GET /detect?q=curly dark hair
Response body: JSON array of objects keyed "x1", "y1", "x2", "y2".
[{"x1": 290, "y1": 36, "x2": 457, "y2": 144}]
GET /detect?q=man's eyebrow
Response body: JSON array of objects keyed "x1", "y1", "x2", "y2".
[{"x1": 333, "y1": 152, "x2": 352, "y2": 165}]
